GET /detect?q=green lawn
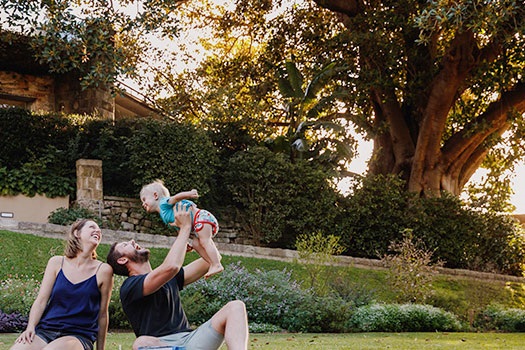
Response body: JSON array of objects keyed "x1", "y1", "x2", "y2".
[
  {"x1": 2, "y1": 229, "x2": 525, "y2": 350},
  {"x1": 2, "y1": 332, "x2": 525, "y2": 349}
]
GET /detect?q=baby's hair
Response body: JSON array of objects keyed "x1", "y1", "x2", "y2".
[{"x1": 140, "y1": 179, "x2": 170, "y2": 198}]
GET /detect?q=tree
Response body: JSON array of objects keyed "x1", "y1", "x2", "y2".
[
  {"x1": 311, "y1": 0, "x2": 525, "y2": 197},
  {"x1": 265, "y1": 59, "x2": 356, "y2": 169},
  {"x1": 0, "y1": 0, "x2": 186, "y2": 88},
  {"x1": 147, "y1": 1, "x2": 359, "y2": 175}
]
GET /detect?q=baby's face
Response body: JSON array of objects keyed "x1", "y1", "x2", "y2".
[{"x1": 141, "y1": 192, "x2": 157, "y2": 213}]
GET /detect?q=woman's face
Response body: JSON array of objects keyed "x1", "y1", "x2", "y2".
[{"x1": 78, "y1": 220, "x2": 102, "y2": 248}]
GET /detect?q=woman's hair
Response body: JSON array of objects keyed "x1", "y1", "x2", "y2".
[
  {"x1": 64, "y1": 219, "x2": 97, "y2": 259},
  {"x1": 140, "y1": 179, "x2": 170, "y2": 198}
]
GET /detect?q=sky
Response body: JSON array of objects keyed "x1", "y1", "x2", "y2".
[{"x1": 343, "y1": 139, "x2": 525, "y2": 214}]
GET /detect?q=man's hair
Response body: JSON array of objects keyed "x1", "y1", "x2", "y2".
[
  {"x1": 106, "y1": 242, "x2": 129, "y2": 276},
  {"x1": 140, "y1": 179, "x2": 170, "y2": 199}
]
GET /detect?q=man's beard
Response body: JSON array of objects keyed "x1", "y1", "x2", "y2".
[{"x1": 128, "y1": 248, "x2": 150, "y2": 263}]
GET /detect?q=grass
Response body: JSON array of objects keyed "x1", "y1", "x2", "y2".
[
  {"x1": 2, "y1": 229, "x2": 525, "y2": 349},
  {"x1": 2, "y1": 332, "x2": 525, "y2": 349},
  {"x1": 2, "y1": 229, "x2": 521, "y2": 319}
]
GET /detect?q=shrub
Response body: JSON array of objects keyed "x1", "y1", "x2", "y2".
[
  {"x1": 382, "y1": 229, "x2": 443, "y2": 303},
  {"x1": 225, "y1": 147, "x2": 339, "y2": 247},
  {"x1": 0, "y1": 310, "x2": 28, "y2": 332},
  {"x1": 474, "y1": 304, "x2": 525, "y2": 332},
  {"x1": 338, "y1": 174, "x2": 525, "y2": 275},
  {"x1": 0, "y1": 108, "x2": 79, "y2": 197},
  {"x1": 295, "y1": 231, "x2": 345, "y2": 295},
  {"x1": 248, "y1": 323, "x2": 283, "y2": 333},
  {"x1": 339, "y1": 174, "x2": 412, "y2": 258},
  {"x1": 181, "y1": 262, "x2": 354, "y2": 332},
  {"x1": 0, "y1": 276, "x2": 40, "y2": 315},
  {"x1": 126, "y1": 118, "x2": 219, "y2": 196},
  {"x1": 48, "y1": 206, "x2": 102, "y2": 226},
  {"x1": 348, "y1": 303, "x2": 463, "y2": 332},
  {"x1": 108, "y1": 276, "x2": 131, "y2": 330}
]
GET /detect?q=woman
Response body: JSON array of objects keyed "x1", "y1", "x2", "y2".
[{"x1": 11, "y1": 219, "x2": 114, "y2": 350}]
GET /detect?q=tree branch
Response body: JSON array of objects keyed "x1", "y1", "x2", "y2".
[
  {"x1": 443, "y1": 81, "x2": 525, "y2": 167},
  {"x1": 409, "y1": 30, "x2": 478, "y2": 192},
  {"x1": 311, "y1": 0, "x2": 361, "y2": 17}
]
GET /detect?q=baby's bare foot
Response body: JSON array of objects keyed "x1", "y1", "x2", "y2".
[{"x1": 205, "y1": 264, "x2": 224, "y2": 278}]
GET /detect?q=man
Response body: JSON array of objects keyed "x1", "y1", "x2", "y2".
[{"x1": 106, "y1": 202, "x2": 248, "y2": 350}]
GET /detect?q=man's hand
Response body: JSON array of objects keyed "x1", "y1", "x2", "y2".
[{"x1": 174, "y1": 200, "x2": 192, "y2": 231}]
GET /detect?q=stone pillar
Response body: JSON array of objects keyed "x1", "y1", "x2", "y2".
[{"x1": 76, "y1": 159, "x2": 103, "y2": 214}]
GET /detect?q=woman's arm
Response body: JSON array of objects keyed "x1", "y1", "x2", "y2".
[
  {"x1": 96, "y1": 263, "x2": 114, "y2": 350},
  {"x1": 15, "y1": 256, "x2": 61, "y2": 344}
]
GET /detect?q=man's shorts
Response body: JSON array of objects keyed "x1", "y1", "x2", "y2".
[
  {"x1": 36, "y1": 328, "x2": 94, "y2": 350},
  {"x1": 157, "y1": 320, "x2": 224, "y2": 350}
]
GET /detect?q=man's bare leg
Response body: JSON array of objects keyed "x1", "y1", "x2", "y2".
[{"x1": 210, "y1": 300, "x2": 248, "y2": 350}]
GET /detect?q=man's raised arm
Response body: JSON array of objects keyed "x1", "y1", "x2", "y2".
[{"x1": 143, "y1": 201, "x2": 193, "y2": 295}]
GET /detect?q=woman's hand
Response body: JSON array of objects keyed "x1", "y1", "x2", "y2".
[{"x1": 15, "y1": 326, "x2": 35, "y2": 344}]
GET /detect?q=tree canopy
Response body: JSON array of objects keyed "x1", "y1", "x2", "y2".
[
  {"x1": 312, "y1": 0, "x2": 525, "y2": 198},
  {"x1": 0, "y1": 0, "x2": 186, "y2": 88},
  {"x1": 147, "y1": 0, "x2": 525, "y2": 203},
  {"x1": 2, "y1": 0, "x2": 525, "y2": 204}
]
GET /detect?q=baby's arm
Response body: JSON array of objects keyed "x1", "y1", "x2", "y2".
[{"x1": 168, "y1": 189, "x2": 199, "y2": 205}]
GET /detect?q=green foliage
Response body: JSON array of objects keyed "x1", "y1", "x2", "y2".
[
  {"x1": 0, "y1": 108, "x2": 219, "y2": 202},
  {"x1": 125, "y1": 119, "x2": 219, "y2": 195},
  {"x1": 0, "y1": 1, "x2": 188, "y2": 88},
  {"x1": 108, "y1": 276, "x2": 131, "y2": 330},
  {"x1": 0, "y1": 108, "x2": 77, "y2": 197},
  {"x1": 339, "y1": 174, "x2": 412, "y2": 257},
  {"x1": 474, "y1": 304, "x2": 525, "y2": 332},
  {"x1": 248, "y1": 323, "x2": 283, "y2": 333},
  {"x1": 181, "y1": 262, "x2": 354, "y2": 333},
  {"x1": 74, "y1": 118, "x2": 137, "y2": 197},
  {"x1": 0, "y1": 276, "x2": 40, "y2": 315},
  {"x1": 348, "y1": 303, "x2": 464, "y2": 332},
  {"x1": 269, "y1": 60, "x2": 356, "y2": 169},
  {"x1": 48, "y1": 207, "x2": 102, "y2": 226},
  {"x1": 225, "y1": 146, "x2": 339, "y2": 246},
  {"x1": 295, "y1": 231, "x2": 345, "y2": 295},
  {"x1": 382, "y1": 229, "x2": 443, "y2": 304},
  {"x1": 339, "y1": 174, "x2": 525, "y2": 276}
]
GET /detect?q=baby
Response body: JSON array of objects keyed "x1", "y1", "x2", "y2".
[{"x1": 140, "y1": 180, "x2": 224, "y2": 278}]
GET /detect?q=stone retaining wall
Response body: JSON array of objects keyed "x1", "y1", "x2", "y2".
[{"x1": 2, "y1": 218, "x2": 524, "y2": 284}]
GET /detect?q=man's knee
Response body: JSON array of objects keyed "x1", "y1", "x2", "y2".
[
  {"x1": 132, "y1": 336, "x2": 157, "y2": 350},
  {"x1": 227, "y1": 300, "x2": 247, "y2": 315}
]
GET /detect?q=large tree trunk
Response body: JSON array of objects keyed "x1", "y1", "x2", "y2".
[{"x1": 314, "y1": 0, "x2": 525, "y2": 197}]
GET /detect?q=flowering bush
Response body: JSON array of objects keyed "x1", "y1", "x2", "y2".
[
  {"x1": 181, "y1": 262, "x2": 354, "y2": 332},
  {"x1": 474, "y1": 304, "x2": 525, "y2": 332},
  {"x1": 0, "y1": 310, "x2": 28, "y2": 332},
  {"x1": 347, "y1": 303, "x2": 463, "y2": 332},
  {"x1": 0, "y1": 275, "x2": 40, "y2": 315}
]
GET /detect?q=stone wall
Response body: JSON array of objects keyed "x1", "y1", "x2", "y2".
[
  {"x1": 0, "y1": 70, "x2": 115, "y2": 118},
  {"x1": 101, "y1": 195, "x2": 150, "y2": 232},
  {"x1": 100, "y1": 195, "x2": 242, "y2": 244},
  {"x1": 76, "y1": 159, "x2": 104, "y2": 212},
  {"x1": 0, "y1": 71, "x2": 54, "y2": 110}
]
